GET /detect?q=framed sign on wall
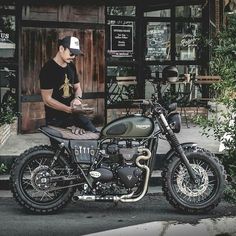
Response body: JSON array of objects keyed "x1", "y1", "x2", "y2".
[{"x1": 110, "y1": 24, "x2": 133, "y2": 57}]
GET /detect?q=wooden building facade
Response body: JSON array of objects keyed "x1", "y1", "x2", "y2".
[
  {"x1": 20, "y1": 3, "x2": 105, "y2": 132},
  {"x1": 0, "y1": 0, "x2": 228, "y2": 133}
]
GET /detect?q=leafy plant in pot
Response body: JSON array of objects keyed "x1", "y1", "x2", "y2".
[
  {"x1": 0, "y1": 96, "x2": 18, "y2": 126},
  {"x1": 0, "y1": 96, "x2": 19, "y2": 145}
]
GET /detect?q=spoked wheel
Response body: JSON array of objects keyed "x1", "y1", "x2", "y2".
[
  {"x1": 162, "y1": 149, "x2": 226, "y2": 213},
  {"x1": 11, "y1": 145, "x2": 75, "y2": 214}
]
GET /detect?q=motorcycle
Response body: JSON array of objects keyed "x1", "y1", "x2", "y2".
[{"x1": 10, "y1": 84, "x2": 226, "y2": 214}]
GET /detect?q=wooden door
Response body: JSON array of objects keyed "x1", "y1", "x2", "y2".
[{"x1": 21, "y1": 28, "x2": 105, "y2": 133}]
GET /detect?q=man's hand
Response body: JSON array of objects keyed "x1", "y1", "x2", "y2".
[
  {"x1": 71, "y1": 98, "x2": 82, "y2": 107},
  {"x1": 68, "y1": 126, "x2": 86, "y2": 135},
  {"x1": 71, "y1": 98, "x2": 83, "y2": 113}
]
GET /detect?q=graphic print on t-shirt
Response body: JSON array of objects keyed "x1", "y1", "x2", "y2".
[{"x1": 59, "y1": 74, "x2": 73, "y2": 98}]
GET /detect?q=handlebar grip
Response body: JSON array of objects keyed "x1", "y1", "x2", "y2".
[{"x1": 142, "y1": 100, "x2": 151, "y2": 105}]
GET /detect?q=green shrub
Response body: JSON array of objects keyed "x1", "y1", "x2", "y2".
[
  {"x1": 0, "y1": 163, "x2": 7, "y2": 174},
  {"x1": 194, "y1": 15, "x2": 236, "y2": 202},
  {"x1": 0, "y1": 96, "x2": 18, "y2": 126}
]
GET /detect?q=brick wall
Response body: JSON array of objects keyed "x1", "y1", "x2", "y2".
[{"x1": 177, "y1": 107, "x2": 208, "y2": 120}]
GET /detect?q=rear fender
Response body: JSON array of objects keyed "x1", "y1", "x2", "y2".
[
  {"x1": 165, "y1": 142, "x2": 197, "y2": 161},
  {"x1": 39, "y1": 127, "x2": 70, "y2": 151}
]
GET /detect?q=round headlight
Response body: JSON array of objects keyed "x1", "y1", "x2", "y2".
[{"x1": 167, "y1": 112, "x2": 181, "y2": 133}]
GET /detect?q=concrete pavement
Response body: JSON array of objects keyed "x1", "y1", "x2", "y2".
[
  {"x1": 0, "y1": 193, "x2": 235, "y2": 236},
  {"x1": 85, "y1": 217, "x2": 236, "y2": 236}
]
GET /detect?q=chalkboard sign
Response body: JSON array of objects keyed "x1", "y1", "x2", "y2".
[{"x1": 110, "y1": 24, "x2": 133, "y2": 57}]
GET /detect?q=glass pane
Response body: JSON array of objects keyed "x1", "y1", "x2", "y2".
[
  {"x1": 146, "y1": 22, "x2": 171, "y2": 61},
  {"x1": 175, "y1": 22, "x2": 202, "y2": 61},
  {"x1": 107, "y1": 20, "x2": 135, "y2": 61},
  {"x1": 176, "y1": 5, "x2": 202, "y2": 18},
  {"x1": 0, "y1": 5, "x2": 15, "y2": 10},
  {"x1": 176, "y1": 65, "x2": 200, "y2": 78},
  {"x1": 144, "y1": 65, "x2": 168, "y2": 80},
  {"x1": 210, "y1": 1, "x2": 216, "y2": 23},
  {"x1": 107, "y1": 65, "x2": 135, "y2": 77},
  {"x1": 144, "y1": 65, "x2": 169, "y2": 99},
  {"x1": 0, "y1": 65, "x2": 17, "y2": 110},
  {"x1": 145, "y1": 65, "x2": 201, "y2": 104},
  {"x1": 176, "y1": 65, "x2": 203, "y2": 100},
  {"x1": 107, "y1": 6, "x2": 136, "y2": 16},
  {"x1": 0, "y1": 15, "x2": 16, "y2": 58},
  {"x1": 144, "y1": 9, "x2": 170, "y2": 17},
  {"x1": 106, "y1": 66, "x2": 137, "y2": 105}
]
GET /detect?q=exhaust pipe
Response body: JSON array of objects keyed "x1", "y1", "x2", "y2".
[
  {"x1": 72, "y1": 195, "x2": 115, "y2": 202},
  {"x1": 117, "y1": 148, "x2": 151, "y2": 203},
  {"x1": 72, "y1": 148, "x2": 151, "y2": 203}
]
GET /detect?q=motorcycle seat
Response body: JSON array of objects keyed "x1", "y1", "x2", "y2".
[{"x1": 40, "y1": 126, "x2": 100, "y2": 140}]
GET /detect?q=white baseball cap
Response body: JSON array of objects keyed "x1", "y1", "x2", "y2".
[{"x1": 59, "y1": 36, "x2": 82, "y2": 55}]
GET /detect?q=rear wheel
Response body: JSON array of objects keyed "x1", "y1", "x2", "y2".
[
  {"x1": 162, "y1": 148, "x2": 226, "y2": 213},
  {"x1": 11, "y1": 145, "x2": 75, "y2": 214}
]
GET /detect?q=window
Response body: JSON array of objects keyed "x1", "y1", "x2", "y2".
[
  {"x1": 0, "y1": 65, "x2": 17, "y2": 109},
  {"x1": 107, "y1": 20, "x2": 135, "y2": 61},
  {"x1": 0, "y1": 4, "x2": 17, "y2": 111},
  {"x1": 175, "y1": 22, "x2": 202, "y2": 61},
  {"x1": 105, "y1": 5, "x2": 138, "y2": 121},
  {"x1": 107, "y1": 6, "x2": 136, "y2": 16},
  {"x1": 0, "y1": 15, "x2": 16, "y2": 58},
  {"x1": 106, "y1": 3, "x2": 208, "y2": 122},
  {"x1": 146, "y1": 22, "x2": 171, "y2": 61},
  {"x1": 176, "y1": 5, "x2": 202, "y2": 18},
  {"x1": 143, "y1": 4, "x2": 205, "y2": 100},
  {"x1": 144, "y1": 9, "x2": 171, "y2": 17}
]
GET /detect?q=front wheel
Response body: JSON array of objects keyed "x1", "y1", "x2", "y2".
[
  {"x1": 162, "y1": 149, "x2": 226, "y2": 213},
  {"x1": 10, "y1": 145, "x2": 75, "y2": 214}
]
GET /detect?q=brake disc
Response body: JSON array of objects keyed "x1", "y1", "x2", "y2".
[
  {"x1": 31, "y1": 165, "x2": 56, "y2": 191},
  {"x1": 176, "y1": 164, "x2": 209, "y2": 197}
]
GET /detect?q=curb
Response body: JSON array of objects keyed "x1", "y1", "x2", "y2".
[
  {"x1": 84, "y1": 216, "x2": 236, "y2": 236},
  {"x1": 0, "y1": 175, "x2": 10, "y2": 190}
]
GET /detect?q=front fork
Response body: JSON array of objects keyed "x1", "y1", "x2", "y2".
[{"x1": 159, "y1": 114, "x2": 197, "y2": 183}]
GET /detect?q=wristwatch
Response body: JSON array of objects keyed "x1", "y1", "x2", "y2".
[{"x1": 75, "y1": 95, "x2": 82, "y2": 100}]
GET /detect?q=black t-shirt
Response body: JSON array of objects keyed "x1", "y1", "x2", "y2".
[{"x1": 39, "y1": 59, "x2": 79, "y2": 121}]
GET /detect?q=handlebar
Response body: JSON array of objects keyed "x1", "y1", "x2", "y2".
[{"x1": 125, "y1": 96, "x2": 177, "y2": 116}]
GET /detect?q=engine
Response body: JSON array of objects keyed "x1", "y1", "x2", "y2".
[{"x1": 89, "y1": 140, "x2": 146, "y2": 193}]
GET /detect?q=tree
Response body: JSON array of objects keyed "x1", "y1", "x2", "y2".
[{"x1": 195, "y1": 15, "x2": 236, "y2": 202}]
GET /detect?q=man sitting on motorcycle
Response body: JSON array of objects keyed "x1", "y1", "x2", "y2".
[{"x1": 39, "y1": 35, "x2": 97, "y2": 135}]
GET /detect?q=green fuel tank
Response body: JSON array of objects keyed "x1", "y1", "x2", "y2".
[{"x1": 101, "y1": 115, "x2": 154, "y2": 138}]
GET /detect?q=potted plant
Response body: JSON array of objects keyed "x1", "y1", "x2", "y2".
[{"x1": 0, "y1": 96, "x2": 18, "y2": 146}]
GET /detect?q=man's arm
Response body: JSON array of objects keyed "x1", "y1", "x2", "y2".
[
  {"x1": 41, "y1": 89, "x2": 72, "y2": 113},
  {"x1": 70, "y1": 82, "x2": 83, "y2": 107},
  {"x1": 74, "y1": 82, "x2": 82, "y2": 99}
]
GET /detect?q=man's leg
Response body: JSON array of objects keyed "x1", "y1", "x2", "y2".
[
  {"x1": 72, "y1": 114, "x2": 97, "y2": 132},
  {"x1": 46, "y1": 115, "x2": 97, "y2": 132}
]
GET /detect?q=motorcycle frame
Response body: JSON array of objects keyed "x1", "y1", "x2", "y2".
[{"x1": 39, "y1": 108, "x2": 198, "y2": 195}]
